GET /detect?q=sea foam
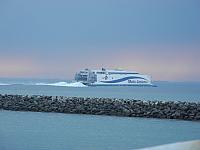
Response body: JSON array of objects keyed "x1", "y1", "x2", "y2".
[
  {"x1": 0, "y1": 83, "x2": 11, "y2": 85},
  {"x1": 35, "y1": 81, "x2": 87, "y2": 87}
]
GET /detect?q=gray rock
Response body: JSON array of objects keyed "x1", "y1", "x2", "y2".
[{"x1": 0, "y1": 94, "x2": 200, "y2": 121}]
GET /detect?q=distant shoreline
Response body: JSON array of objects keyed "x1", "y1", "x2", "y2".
[{"x1": 0, "y1": 94, "x2": 200, "y2": 121}]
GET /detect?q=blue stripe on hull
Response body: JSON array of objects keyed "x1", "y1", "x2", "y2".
[
  {"x1": 88, "y1": 84, "x2": 154, "y2": 87},
  {"x1": 100, "y1": 76, "x2": 147, "y2": 83}
]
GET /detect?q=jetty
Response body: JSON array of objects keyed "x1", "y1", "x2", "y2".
[{"x1": 0, "y1": 94, "x2": 200, "y2": 121}]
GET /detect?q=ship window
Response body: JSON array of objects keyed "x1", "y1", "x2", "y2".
[
  {"x1": 80, "y1": 71, "x2": 87, "y2": 74},
  {"x1": 108, "y1": 72, "x2": 138, "y2": 75},
  {"x1": 97, "y1": 72, "x2": 105, "y2": 74},
  {"x1": 76, "y1": 74, "x2": 88, "y2": 81}
]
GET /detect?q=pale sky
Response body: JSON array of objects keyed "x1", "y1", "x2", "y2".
[{"x1": 0, "y1": 0, "x2": 200, "y2": 81}]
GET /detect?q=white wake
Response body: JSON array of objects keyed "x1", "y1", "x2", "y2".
[
  {"x1": 35, "y1": 81, "x2": 87, "y2": 87},
  {"x1": 0, "y1": 83, "x2": 11, "y2": 86}
]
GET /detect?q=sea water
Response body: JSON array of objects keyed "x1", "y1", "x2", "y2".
[
  {"x1": 0, "y1": 78, "x2": 200, "y2": 101},
  {"x1": 0, "y1": 110, "x2": 200, "y2": 150},
  {"x1": 0, "y1": 78, "x2": 200, "y2": 150}
]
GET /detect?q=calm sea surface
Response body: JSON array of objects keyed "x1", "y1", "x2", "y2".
[
  {"x1": 0, "y1": 110, "x2": 200, "y2": 150},
  {"x1": 0, "y1": 79, "x2": 200, "y2": 150},
  {"x1": 0, "y1": 78, "x2": 200, "y2": 101}
]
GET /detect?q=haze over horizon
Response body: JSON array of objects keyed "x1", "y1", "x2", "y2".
[{"x1": 0, "y1": 0, "x2": 200, "y2": 81}]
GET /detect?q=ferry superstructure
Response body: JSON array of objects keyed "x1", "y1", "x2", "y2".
[{"x1": 75, "y1": 68, "x2": 153, "y2": 86}]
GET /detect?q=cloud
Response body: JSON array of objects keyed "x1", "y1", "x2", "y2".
[
  {"x1": 109, "y1": 44, "x2": 200, "y2": 81},
  {"x1": 0, "y1": 44, "x2": 199, "y2": 81},
  {"x1": 0, "y1": 55, "x2": 40, "y2": 77}
]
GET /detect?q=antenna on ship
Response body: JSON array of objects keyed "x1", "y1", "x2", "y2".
[{"x1": 102, "y1": 68, "x2": 106, "y2": 71}]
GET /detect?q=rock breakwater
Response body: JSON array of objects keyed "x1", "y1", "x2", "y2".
[{"x1": 0, "y1": 94, "x2": 200, "y2": 121}]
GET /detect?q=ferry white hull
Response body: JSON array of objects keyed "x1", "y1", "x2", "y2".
[
  {"x1": 88, "y1": 76, "x2": 153, "y2": 86},
  {"x1": 75, "y1": 68, "x2": 153, "y2": 86},
  {"x1": 89, "y1": 83, "x2": 153, "y2": 86}
]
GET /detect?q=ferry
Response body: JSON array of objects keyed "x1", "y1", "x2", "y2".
[{"x1": 75, "y1": 68, "x2": 153, "y2": 86}]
